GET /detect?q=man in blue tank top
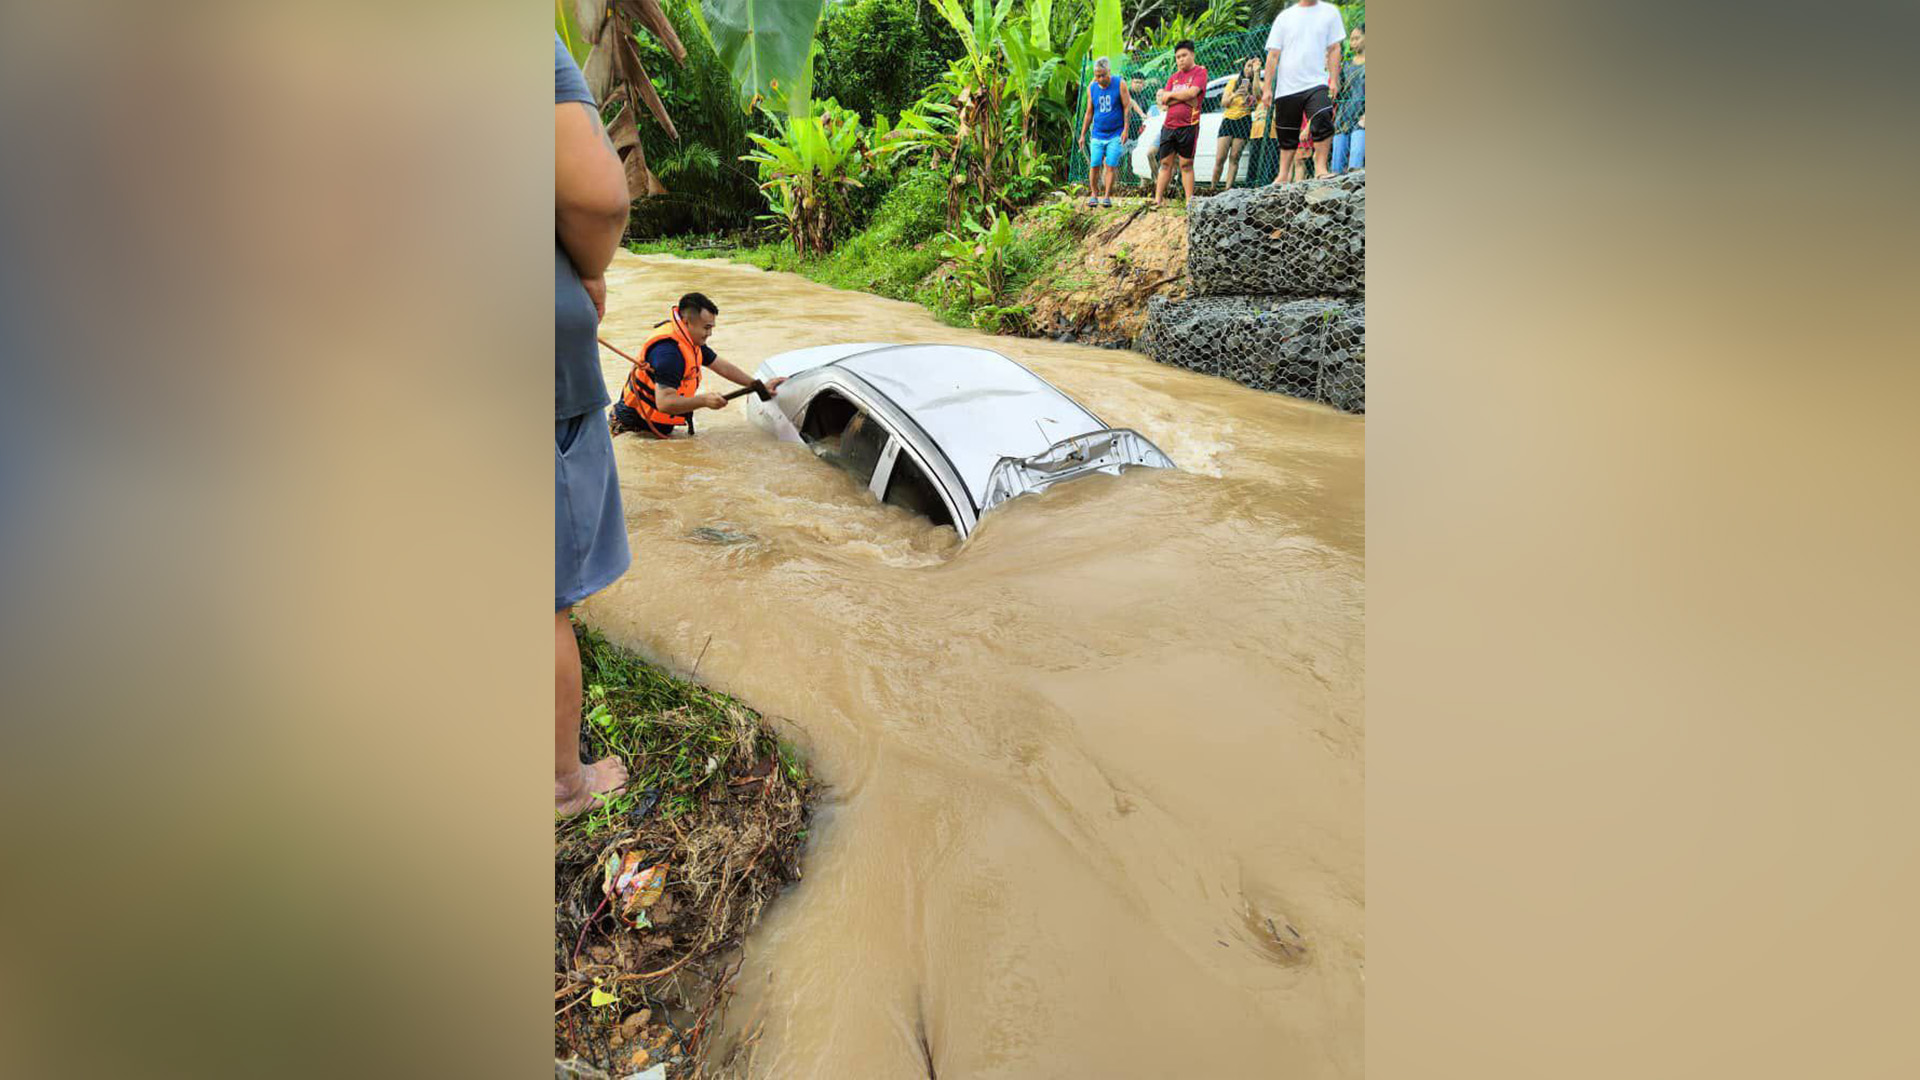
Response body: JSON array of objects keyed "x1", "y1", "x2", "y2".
[{"x1": 1078, "y1": 57, "x2": 1145, "y2": 207}]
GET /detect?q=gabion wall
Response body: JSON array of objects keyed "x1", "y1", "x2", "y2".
[
  {"x1": 1143, "y1": 171, "x2": 1365, "y2": 412},
  {"x1": 1139, "y1": 294, "x2": 1365, "y2": 413},
  {"x1": 1186, "y1": 172, "x2": 1366, "y2": 298}
]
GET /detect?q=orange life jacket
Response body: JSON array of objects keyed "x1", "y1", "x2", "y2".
[{"x1": 620, "y1": 308, "x2": 705, "y2": 436}]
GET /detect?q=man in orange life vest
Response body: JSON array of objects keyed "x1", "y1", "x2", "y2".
[{"x1": 608, "y1": 292, "x2": 785, "y2": 438}]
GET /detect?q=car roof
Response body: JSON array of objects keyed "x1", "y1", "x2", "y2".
[{"x1": 826, "y1": 345, "x2": 1108, "y2": 506}]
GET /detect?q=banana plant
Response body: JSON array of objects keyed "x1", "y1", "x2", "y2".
[
  {"x1": 743, "y1": 100, "x2": 901, "y2": 255},
  {"x1": 1005, "y1": 15, "x2": 1091, "y2": 140},
  {"x1": 555, "y1": 0, "x2": 831, "y2": 199},
  {"x1": 557, "y1": 0, "x2": 688, "y2": 198},
  {"x1": 1140, "y1": 0, "x2": 1247, "y2": 50},
  {"x1": 930, "y1": 0, "x2": 1019, "y2": 81},
  {"x1": 899, "y1": 0, "x2": 1090, "y2": 225}
]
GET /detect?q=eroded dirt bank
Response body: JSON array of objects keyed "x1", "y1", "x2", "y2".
[
  {"x1": 1017, "y1": 200, "x2": 1189, "y2": 347},
  {"x1": 582, "y1": 252, "x2": 1364, "y2": 1078}
]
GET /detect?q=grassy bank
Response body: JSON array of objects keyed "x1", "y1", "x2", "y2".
[
  {"x1": 628, "y1": 169, "x2": 1187, "y2": 335},
  {"x1": 556, "y1": 625, "x2": 812, "y2": 1078}
]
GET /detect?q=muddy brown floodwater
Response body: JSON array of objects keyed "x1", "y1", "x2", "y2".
[{"x1": 581, "y1": 253, "x2": 1364, "y2": 1078}]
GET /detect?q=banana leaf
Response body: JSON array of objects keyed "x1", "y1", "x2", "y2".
[
  {"x1": 1029, "y1": 0, "x2": 1052, "y2": 54},
  {"x1": 1091, "y1": 0, "x2": 1122, "y2": 65},
  {"x1": 929, "y1": 0, "x2": 983, "y2": 70},
  {"x1": 1002, "y1": 23, "x2": 1036, "y2": 115},
  {"x1": 613, "y1": 29, "x2": 679, "y2": 142},
  {"x1": 698, "y1": 0, "x2": 828, "y2": 111},
  {"x1": 555, "y1": 0, "x2": 595, "y2": 64}
]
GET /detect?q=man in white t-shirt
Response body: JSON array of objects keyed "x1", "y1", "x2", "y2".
[{"x1": 1259, "y1": 0, "x2": 1348, "y2": 184}]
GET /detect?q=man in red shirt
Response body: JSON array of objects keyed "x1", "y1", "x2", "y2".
[{"x1": 1152, "y1": 40, "x2": 1209, "y2": 209}]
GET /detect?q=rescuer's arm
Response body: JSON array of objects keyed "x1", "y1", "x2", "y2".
[
  {"x1": 708, "y1": 355, "x2": 786, "y2": 397},
  {"x1": 653, "y1": 386, "x2": 727, "y2": 414}
]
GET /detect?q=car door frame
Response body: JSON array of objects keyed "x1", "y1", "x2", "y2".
[{"x1": 791, "y1": 373, "x2": 978, "y2": 537}]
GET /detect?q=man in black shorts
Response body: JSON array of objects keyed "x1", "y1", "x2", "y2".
[
  {"x1": 1259, "y1": 0, "x2": 1347, "y2": 184},
  {"x1": 1152, "y1": 41, "x2": 1209, "y2": 209}
]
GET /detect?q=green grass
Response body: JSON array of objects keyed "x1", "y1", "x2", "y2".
[
  {"x1": 569, "y1": 623, "x2": 807, "y2": 838},
  {"x1": 626, "y1": 185, "x2": 1103, "y2": 334},
  {"x1": 630, "y1": 231, "x2": 956, "y2": 320}
]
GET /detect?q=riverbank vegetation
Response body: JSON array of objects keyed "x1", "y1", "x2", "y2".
[
  {"x1": 555, "y1": 625, "x2": 812, "y2": 1078},
  {"x1": 564, "y1": 1, "x2": 1362, "y2": 335},
  {"x1": 629, "y1": 192, "x2": 1189, "y2": 339}
]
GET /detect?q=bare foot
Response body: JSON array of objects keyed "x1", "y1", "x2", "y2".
[{"x1": 556, "y1": 755, "x2": 628, "y2": 817}]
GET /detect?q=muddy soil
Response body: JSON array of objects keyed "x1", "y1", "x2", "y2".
[{"x1": 1019, "y1": 199, "x2": 1189, "y2": 347}]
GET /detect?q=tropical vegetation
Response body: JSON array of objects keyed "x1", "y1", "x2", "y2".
[{"x1": 568, "y1": 1, "x2": 1366, "y2": 325}]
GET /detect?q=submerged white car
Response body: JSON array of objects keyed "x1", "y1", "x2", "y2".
[{"x1": 749, "y1": 343, "x2": 1175, "y2": 539}]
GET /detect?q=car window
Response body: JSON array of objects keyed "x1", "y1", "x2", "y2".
[
  {"x1": 802, "y1": 389, "x2": 889, "y2": 492},
  {"x1": 883, "y1": 451, "x2": 955, "y2": 530},
  {"x1": 838, "y1": 411, "x2": 889, "y2": 489},
  {"x1": 800, "y1": 389, "x2": 856, "y2": 441}
]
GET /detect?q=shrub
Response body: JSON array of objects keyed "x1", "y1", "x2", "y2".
[
  {"x1": 815, "y1": 0, "x2": 962, "y2": 121},
  {"x1": 744, "y1": 100, "x2": 897, "y2": 255},
  {"x1": 867, "y1": 167, "x2": 952, "y2": 248}
]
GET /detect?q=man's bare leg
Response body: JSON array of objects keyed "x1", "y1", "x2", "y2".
[
  {"x1": 1180, "y1": 157, "x2": 1195, "y2": 201},
  {"x1": 556, "y1": 608, "x2": 627, "y2": 815},
  {"x1": 1313, "y1": 140, "x2": 1331, "y2": 178},
  {"x1": 1272, "y1": 148, "x2": 1298, "y2": 185},
  {"x1": 1153, "y1": 155, "x2": 1173, "y2": 206}
]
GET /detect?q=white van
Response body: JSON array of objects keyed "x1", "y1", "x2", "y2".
[{"x1": 1125, "y1": 74, "x2": 1261, "y2": 183}]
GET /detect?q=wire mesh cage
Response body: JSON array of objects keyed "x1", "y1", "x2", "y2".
[
  {"x1": 1140, "y1": 292, "x2": 1365, "y2": 413},
  {"x1": 1078, "y1": 8, "x2": 1369, "y2": 413},
  {"x1": 1187, "y1": 170, "x2": 1364, "y2": 297}
]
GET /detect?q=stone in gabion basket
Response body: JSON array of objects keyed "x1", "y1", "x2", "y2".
[
  {"x1": 1139, "y1": 294, "x2": 1365, "y2": 414},
  {"x1": 1186, "y1": 171, "x2": 1365, "y2": 298}
]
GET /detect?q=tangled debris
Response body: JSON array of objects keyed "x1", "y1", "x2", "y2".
[{"x1": 556, "y1": 625, "x2": 812, "y2": 1079}]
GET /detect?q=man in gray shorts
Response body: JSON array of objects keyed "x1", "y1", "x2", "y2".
[{"x1": 554, "y1": 34, "x2": 632, "y2": 815}]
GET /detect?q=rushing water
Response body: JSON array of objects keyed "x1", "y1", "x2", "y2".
[{"x1": 581, "y1": 253, "x2": 1364, "y2": 1078}]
